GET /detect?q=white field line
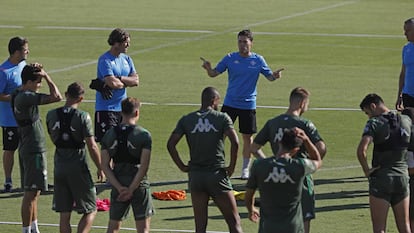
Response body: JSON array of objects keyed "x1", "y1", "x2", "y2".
[
  {"x1": 0, "y1": 25, "x2": 24, "y2": 29},
  {"x1": 37, "y1": 26, "x2": 213, "y2": 34},
  {"x1": 80, "y1": 100, "x2": 361, "y2": 111},
  {"x1": 255, "y1": 31, "x2": 404, "y2": 39},
  {"x1": 38, "y1": 1, "x2": 358, "y2": 74},
  {"x1": 0, "y1": 221, "x2": 227, "y2": 233},
  {"x1": 243, "y1": 1, "x2": 358, "y2": 29}
]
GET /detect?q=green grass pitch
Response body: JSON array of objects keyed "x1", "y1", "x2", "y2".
[{"x1": 0, "y1": 0, "x2": 413, "y2": 232}]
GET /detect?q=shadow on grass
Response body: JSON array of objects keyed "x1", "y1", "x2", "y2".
[
  {"x1": 314, "y1": 176, "x2": 367, "y2": 185},
  {"x1": 316, "y1": 203, "x2": 369, "y2": 212},
  {"x1": 96, "y1": 179, "x2": 189, "y2": 195},
  {"x1": 316, "y1": 190, "x2": 368, "y2": 200}
]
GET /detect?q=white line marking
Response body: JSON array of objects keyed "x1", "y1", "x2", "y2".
[
  {"x1": 243, "y1": 1, "x2": 358, "y2": 28},
  {"x1": 37, "y1": 26, "x2": 213, "y2": 34},
  {"x1": 81, "y1": 100, "x2": 361, "y2": 111},
  {"x1": 47, "y1": 1, "x2": 358, "y2": 74},
  {"x1": 255, "y1": 31, "x2": 403, "y2": 39},
  {"x1": 0, "y1": 25, "x2": 24, "y2": 29}
]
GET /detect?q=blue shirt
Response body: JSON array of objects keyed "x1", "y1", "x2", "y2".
[
  {"x1": 95, "y1": 51, "x2": 136, "y2": 111},
  {"x1": 402, "y1": 42, "x2": 414, "y2": 97},
  {"x1": 215, "y1": 52, "x2": 273, "y2": 110},
  {"x1": 0, "y1": 59, "x2": 25, "y2": 127}
]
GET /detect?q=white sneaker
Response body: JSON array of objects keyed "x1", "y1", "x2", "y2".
[{"x1": 241, "y1": 169, "x2": 249, "y2": 180}]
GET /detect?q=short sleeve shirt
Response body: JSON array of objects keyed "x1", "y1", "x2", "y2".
[
  {"x1": 215, "y1": 52, "x2": 272, "y2": 110},
  {"x1": 46, "y1": 107, "x2": 94, "y2": 164},
  {"x1": 95, "y1": 51, "x2": 136, "y2": 111},
  {"x1": 172, "y1": 109, "x2": 234, "y2": 171},
  {"x1": 13, "y1": 89, "x2": 47, "y2": 154},
  {"x1": 0, "y1": 59, "x2": 25, "y2": 127},
  {"x1": 246, "y1": 156, "x2": 317, "y2": 233},
  {"x1": 362, "y1": 112, "x2": 411, "y2": 176},
  {"x1": 254, "y1": 114, "x2": 323, "y2": 158}
]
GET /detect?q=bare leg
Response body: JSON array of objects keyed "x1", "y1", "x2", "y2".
[
  {"x1": 106, "y1": 219, "x2": 122, "y2": 233},
  {"x1": 59, "y1": 212, "x2": 72, "y2": 233},
  {"x1": 77, "y1": 211, "x2": 97, "y2": 233},
  {"x1": 392, "y1": 196, "x2": 411, "y2": 233},
  {"x1": 3, "y1": 150, "x2": 15, "y2": 183},
  {"x1": 241, "y1": 133, "x2": 253, "y2": 178},
  {"x1": 191, "y1": 191, "x2": 210, "y2": 233},
  {"x1": 21, "y1": 190, "x2": 40, "y2": 227},
  {"x1": 135, "y1": 217, "x2": 151, "y2": 233},
  {"x1": 213, "y1": 191, "x2": 243, "y2": 233},
  {"x1": 370, "y1": 195, "x2": 390, "y2": 233},
  {"x1": 304, "y1": 220, "x2": 310, "y2": 233}
]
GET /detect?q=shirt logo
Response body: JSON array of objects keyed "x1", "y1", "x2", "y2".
[
  {"x1": 272, "y1": 128, "x2": 284, "y2": 143},
  {"x1": 191, "y1": 118, "x2": 218, "y2": 133},
  {"x1": 264, "y1": 167, "x2": 295, "y2": 184}
]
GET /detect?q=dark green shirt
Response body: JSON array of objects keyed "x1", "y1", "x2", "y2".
[
  {"x1": 173, "y1": 109, "x2": 233, "y2": 171},
  {"x1": 101, "y1": 124, "x2": 152, "y2": 186},
  {"x1": 46, "y1": 107, "x2": 93, "y2": 167},
  {"x1": 254, "y1": 114, "x2": 323, "y2": 158},
  {"x1": 362, "y1": 111, "x2": 411, "y2": 176},
  {"x1": 13, "y1": 89, "x2": 47, "y2": 154},
  {"x1": 247, "y1": 156, "x2": 317, "y2": 233}
]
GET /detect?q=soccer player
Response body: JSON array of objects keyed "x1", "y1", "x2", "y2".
[
  {"x1": 101, "y1": 97, "x2": 154, "y2": 233},
  {"x1": 245, "y1": 128, "x2": 322, "y2": 233},
  {"x1": 396, "y1": 18, "x2": 414, "y2": 110},
  {"x1": 46, "y1": 82, "x2": 104, "y2": 233},
  {"x1": 0, "y1": 36, "x2": 29, "y2": 192},
  {"x1": 401, "y1": 107, "x2": 414, "y2": 232},
  {"x1": 167, "y1": 86, "x2": 243, "y2": 233},
  {"x1": 201, "y1": 29, "x2": 284, "y2": 179},
  {"x1": 92, "y1": 28, "x2": 139, "y2": 143},
  {"x1": 251, "y1": 87, "x2": 326, "y2": 233},
  {"x1": 13, "y1": 63, "x2": 62, "y2": 233},
  {"x1": 357, "y1": 93, "x2": 412, "y2": 233}
]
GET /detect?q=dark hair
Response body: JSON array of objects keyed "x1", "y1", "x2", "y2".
[
  {"x1": 238, "y1": 29, "x2": 253, "y2": 41},
  {"x1": 121, "y1": 97, "x2": 141, "y2": 115},
  {"x1": 21, "y1": 63, "x2": 42, "y2": 84},
  {"x1": 107, "y1": 28, "x2": 130, "y2": 46},
  {"x1": 8, "y1": 36, "x2": 28, "y2": 55},
  {"x1": 290, "y1": 87, "x2": 310, "y2": 103},
  {"x1": 66, "y1": 82, "x2": 85, "y2": 99},
  {"x1": 281, "y1": 128, "x2": 303, "y2": 151},
  {"x1": 359, "y1": 93, "x2": 384, "y2": 110},
  {"x1": 405, "y1": 18, "x2": 414, "y2": 25},
  {"x1": 201, "y1": 86, "x2": 219, "y2": 104}
]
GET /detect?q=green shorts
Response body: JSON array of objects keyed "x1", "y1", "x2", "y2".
[
  {"x1": 53, "y1": 162, "x2": 96, "y2": 214},
  {"x1": 21, "y1": 152, "x2": 48, "y2": 191},
  {"x1": 369, "y1": 175, "x2": 409, "y2": 205},
  {"x1": 110, "y1": 185, "x2": 155, "y2": 221},
  {"x1": 302, "y1": 174, "x2": 315, "y2": 221},
  {"x1": 189, "y1": 168, "x2": 233, "y2": 197}
]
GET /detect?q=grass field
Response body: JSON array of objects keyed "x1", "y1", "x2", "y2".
[{"x1": 1, "y1": 0, "x2": 414, "y2": 232}]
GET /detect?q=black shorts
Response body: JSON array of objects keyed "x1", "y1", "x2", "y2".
[
  {"x1": 402, "y1": 93, "x2": 414, "y2": 108},
  {"x1": 221, "y1": 105, "x2": 256, "y2": 134},
  {"x1": 2, "y1": 127, "x2": 19, "y2": 151},
  {"x1": 94, "y1": 111, "x2": 122, "y2": 142}
]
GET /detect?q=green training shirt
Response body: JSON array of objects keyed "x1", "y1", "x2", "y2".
[{"x1": 172, "y1": 109, "x2": 233, "y2": 171}]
